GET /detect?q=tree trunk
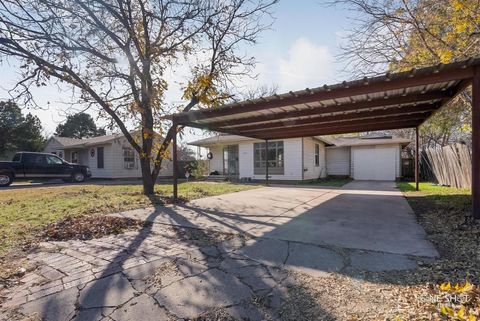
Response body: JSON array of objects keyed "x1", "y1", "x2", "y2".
[{"x1": 140, "y1": 157, "x2": 155, "y2": 195}]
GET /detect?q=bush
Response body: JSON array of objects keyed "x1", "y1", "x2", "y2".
[{"x1": 185, "y1": 160, "x2": 208, "y2": 178}]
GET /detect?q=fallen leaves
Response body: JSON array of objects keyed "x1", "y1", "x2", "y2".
[{"x1": 41, "y1": 215, "x2": 149, "y2": 241}]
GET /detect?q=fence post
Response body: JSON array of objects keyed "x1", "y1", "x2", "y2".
[{"x1": 472, "y1": 67, "x2": 480, "y2": 219}]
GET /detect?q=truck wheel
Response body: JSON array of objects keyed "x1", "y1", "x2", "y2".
[
  {"x1": 0, "y1": 173, "x2": 13, "y2": 187},
  {"x1": 73, "y1": 172, "x2": 85, "y2": 183}
]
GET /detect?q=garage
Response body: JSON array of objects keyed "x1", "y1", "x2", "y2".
[{"x1": 352, "y1": 146, "x2": 398, "y2": 181}]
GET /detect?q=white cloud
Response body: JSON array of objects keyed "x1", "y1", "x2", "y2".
[
  {"x1": 242, "y1": 37, "x2": 336, "y2": 94},
  {"x1": 276, "y1": 38, "x2": 335, "y2": 91}
]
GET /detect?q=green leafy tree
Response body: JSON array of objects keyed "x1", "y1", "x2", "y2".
[
  {"x1": 55, "y1": 113, "x2": 106, "y2": 139},
  {"x1": 0, "y1": 101, "x2": 45, "y2": 155}
]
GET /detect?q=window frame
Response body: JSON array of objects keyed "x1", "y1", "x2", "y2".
[
  {"x1": 253, "y1": 141, "x2": 284, "y2": 175},
  {"x1": 46, "y1": 155, "x2": 63, "y2": 165},
  {"x1": 97, "y1": 147, "x2": 104, "y2": 169},
  {"x1": 123, "y1": 148, "x2": 136, "y2": 169},
  {"x1": 71, "y1": 151, "x2": 78, "y2": 164},
  {"x1": 314, "y1": 143, "x2": 320, "y2": 167}
]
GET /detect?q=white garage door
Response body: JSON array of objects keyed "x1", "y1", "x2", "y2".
[{"x1": 353, "y1": 147, "x2": 396, "y2": 181}]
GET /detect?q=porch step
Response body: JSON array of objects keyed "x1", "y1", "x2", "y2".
[{"x1": 205, "y1": 175, "x2": 228, "y2": 182}]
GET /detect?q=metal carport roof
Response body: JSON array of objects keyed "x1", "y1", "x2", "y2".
[{"x1": 171, "y1": 57, "x2": 479, "y2": 140}]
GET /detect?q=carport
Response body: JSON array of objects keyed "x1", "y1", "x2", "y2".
[{"x1": 169, "y1": 57, "x2": 480, "y2": 219}]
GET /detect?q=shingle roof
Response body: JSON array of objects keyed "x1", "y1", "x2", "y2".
[
  {"x1": 188, "y1": 135, "x2": 255, "y2": 146},
  {"x1": 53, "y1": 137, "x2": 83, "y2": 146},
  {"x1": 52, "y1": 132, "x2": 133, "y2": 148},
  {"x1": 325, "y1": 136, "x2": 412, "y2": 147}
]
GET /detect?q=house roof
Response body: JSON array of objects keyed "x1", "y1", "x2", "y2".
[
  {"x1": 52, "y1": 132, "x2": 135, "y2": 148},
  {"x1": 188, "y1": 135, "x2": 256, "y2": 147},
  {"x1": 170, "y1": 56, "x2": 479, "y2": 140},
  {"x1": 325, "y1": 136, "x2": 412, "y2": 148},
  {"x1": 188, "y1": 134, "x2": 410, "y2": 147},
  {"x1": 52, "y1": 137, "x2": 83, "y2": 146}
]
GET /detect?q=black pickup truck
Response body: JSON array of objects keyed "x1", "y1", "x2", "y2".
[{"x1": 0, "y1": 152, "x2": 91, "y2": 187}]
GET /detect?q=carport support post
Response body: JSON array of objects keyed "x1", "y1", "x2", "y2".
[
  {"x1": 472, "y1": 67, "x2": 480, "y2": 219},
  {"x1": 415, "y1": 126, "x2": 419, "y2": 191},
  {"x1": 172, "y1": 122, "x2": 178, "y2": 202},
  {"x1": 265, "y1": 139, "x2": 269, "y2": 186}
]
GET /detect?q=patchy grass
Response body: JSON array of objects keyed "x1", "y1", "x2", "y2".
[
  {"x1": 396, "y1": 181, "x2": 476, "y2": 266},
  {"x1": 0, "y1": 181, "x2": 258, "y2": 255}
]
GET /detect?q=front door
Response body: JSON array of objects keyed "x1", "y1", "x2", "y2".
[{"x1": 223, "y1": 145, "x2": 239, "y2": 178}]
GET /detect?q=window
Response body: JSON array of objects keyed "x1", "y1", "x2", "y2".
[
  {"x1": 46, "y1": 155, "x2": 63, "y2": 165},
  {"x1": 71, "y1": 151, "x2": 78, "y2": 164},
  {"x1": 12, "y1": 154, "x2": 21, "y2": 162},
  {"x1": 315, "y1": 144, "x2": 320, "y2": 167},
  {"x1": 253, "y1": 141, "x2": 284, "y2": 175},
  {"x1": 123, "y1": 148, "x2": 135, "y2": 169},
  {"x1": 97, "y1": 147, "x2": 104, "y2": 169},
  {"x1": 23, "y1": 153, "x2": 46, "y2": 165}
]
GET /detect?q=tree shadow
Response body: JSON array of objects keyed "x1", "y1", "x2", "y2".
[{"x1": 34, "y1": 184, "x2": 473, "y2": 321}]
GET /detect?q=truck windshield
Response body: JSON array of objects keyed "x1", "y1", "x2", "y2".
[{"x1": 12, "y1": 154, "x2": 21, "y2": 162}]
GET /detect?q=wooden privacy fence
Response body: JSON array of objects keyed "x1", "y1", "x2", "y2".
[{"x1": 422, "y1": 143, "x2": 472, "y2": 188}]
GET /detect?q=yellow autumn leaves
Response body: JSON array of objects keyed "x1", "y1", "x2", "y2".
[
  {"x1": 182, "y1": 74, "x2": 230, "y2": 108},
  {"x1": 440, "y1": 281, "x2": 474, "y2": 293},
  {"x1": 438, "y1": 280, "x2": 478, "y2": 321},
  {"x1": 392, "y1": 0, "x2": 480, "y2": 71}
]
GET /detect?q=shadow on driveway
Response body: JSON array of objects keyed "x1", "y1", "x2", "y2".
[{"x1": 32, "y1": 181, "x2": 439, "y2": 320}]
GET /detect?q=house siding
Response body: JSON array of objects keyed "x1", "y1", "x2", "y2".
[
  {"x1": 303, "y1": 138, "x2": 327, "y2": 179},
  {"x1": 44, "y1": 136, "x2": 172, "y2": 179},
  {"x1": 248, "y1": 138, "x2": 303, "y2": 180},
  {"x1": 86, "y1": 144, "x2": 113, "y2": 178},
  {"x1": 208, "y1": 146, "x2": 224, "y2": 174},
  {"x1": 206, "y1": 138, "x2": 304, "y2": 180},
  {"x1": 43, "y1": 138, "x2": 67, "y2": 158},
  {"x1": 201, "y1": 137, "x2": 405, "y2": 181},
  {"x1": 326, "y1": 147, "x2": 351, "y2": 176}
]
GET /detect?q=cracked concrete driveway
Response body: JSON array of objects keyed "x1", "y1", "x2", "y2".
[{"x1": 0, "y1": 181, "x2": 438, "y2": 321}]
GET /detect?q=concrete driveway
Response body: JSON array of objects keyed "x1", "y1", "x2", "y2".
[{"x1": 119, "y1": 180, "x2": 438, "y2": 258}]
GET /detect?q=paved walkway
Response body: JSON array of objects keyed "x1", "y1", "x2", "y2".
[{"x1": 0, "y1": 181, "x2": 438, "y2": 321}]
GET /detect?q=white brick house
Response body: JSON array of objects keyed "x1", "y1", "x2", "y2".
[
  {"x1": 44, "y1": 133, "x2": 173, "y2": 179},
  {"x1": 189, "y1": 134, "x2": 411, "y2": 181}
]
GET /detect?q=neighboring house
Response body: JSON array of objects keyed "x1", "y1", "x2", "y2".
[
  {"x1": 189, "y1": 134, "x2": 411, "y2": 181},
  {"x1": 44, "y1": 133, "x2": 173, "y2": 179}
]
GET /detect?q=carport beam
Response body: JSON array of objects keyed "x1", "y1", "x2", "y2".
[
  {"x1": 172, "y1": 123, "x2": 178, "y2": 202},
  {"x1": 415, "y1": 126, "x2": 419, "y2": 191},
  {"x1": 472, "y1": 67, "x2": 480, "y2": 219}
]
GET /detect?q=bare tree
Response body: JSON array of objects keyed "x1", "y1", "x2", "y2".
[
  {"x1": 239, "y1": 84, "x2": 278, "y2": 100},
  {"x1": 331, "y1": 0, "x2": 480, "y2": 77},
  {"x1": 0, "y1": 0, "x2": 277, "y2": 194},
  {"x1": 329, "y1": 0, "x2": 479, "y2": 147}
]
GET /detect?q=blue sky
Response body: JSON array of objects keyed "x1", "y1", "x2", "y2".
[{"x1": 0, "y1": 1, "x2": 352, "y2": 139}]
